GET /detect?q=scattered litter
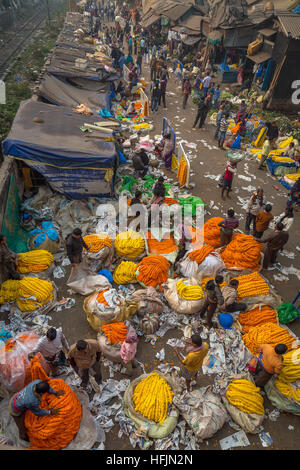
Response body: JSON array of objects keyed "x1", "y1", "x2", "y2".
[
  {"x1": 259, "y1": 432, "x2": 273, "y2": 447},
  {"x1": 53, "y1": 266, "x2": 65, "y2": 278},
  {"x1": 219, "y1": 430, "x2": 250, "y2": 450},
  {"x1": 288, "y1": 425, "x2": 294, "y2": 431},
  {"x1": 155, "y1": 348, "x2": 165, "y2": 361},
  {"x1": 268, "y1": 409, "x2": 280, "y2": 422}
]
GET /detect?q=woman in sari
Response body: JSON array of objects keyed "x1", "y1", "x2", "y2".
[{"x1": 161, "y1": 133, "x2": 174, "y2": 169}]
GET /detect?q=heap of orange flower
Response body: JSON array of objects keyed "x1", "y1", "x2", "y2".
[
  {"x1": 101, "y1": 322, "x2": 127, "y2": 345},
  {"x1": 239, "y1": 305, "x2": 278, "y2": 332},
  {"x1": 136, "y1": 255, "x2": 170, "y2": 289},
  {"x1": 221, "y1": 234, "x2": 263, "y2": 270},
  {"x1": 188, "y1": 245, "x2": 214, "y2": 265},
  {"x1": 243, "y1": 323, "x2": 296, "y2": 355}
]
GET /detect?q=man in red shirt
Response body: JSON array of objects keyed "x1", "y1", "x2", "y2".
[
  {"x1": 182, "y1": 77, "x2": 192, "y2": 109},
  {"x1": 221, "y1": 161, "x2": 237, "y2": 200}
]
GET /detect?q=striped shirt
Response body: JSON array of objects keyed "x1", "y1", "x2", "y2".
[{"x1": 219, "y1": 118, "x2": 229, "y2": 133}]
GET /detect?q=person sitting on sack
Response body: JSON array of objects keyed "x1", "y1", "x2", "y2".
[
  {"x1": 249, "y1": 343, "x2": 288, "y2": 388},
  {"x1": 28, "y1": 327, "x2": 70, "y2": 377},
  {"x1": 173, "y1": 334, "x2": 209, "y2": 392},
  {"x1": 68, "y1": 339, "x2": 102, "y2": 389},
  {"x1": 220, "y1": 279, "x2": 247, "y2": 313},
  {"x1": 9, "y1": 380, "x2": 65, "y2": 441}
]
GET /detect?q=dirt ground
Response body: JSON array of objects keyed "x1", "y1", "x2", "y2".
[{"x1": 44, "y1": 50, "x2": 300, "y2": 451}]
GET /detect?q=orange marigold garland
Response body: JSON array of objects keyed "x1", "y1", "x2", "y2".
[
  {"x1": 203, "y1": 217, "x2": 223, "y2": 248},
  {"x1": 96, "y1": 290, "x2": 109, "y2": 306},
  {"x1": 24, "y1": 358, "x2": 82, "y2": 450},
  {"x1": 188, "y1": 245, "x2": 214, "y2": 265},
  {"x1": 233, "y1": 272, "x2": 269, "y2": 298},
  {"x1": 146, "y1": 232, "x2": 178, "y2": 255},
  {"x1": 239, "y1": 305, "x2": 278, "y2": 332},
  {"x1": 136, "y1": 255, "x2": 170, "y2": 289},
  {"x1": 221, "y1": 234, "x2": 263, "y2": 271},
  {"x1": 243, "y1": 322, "x2": 296, "y2": 355},
  {"x1": 101, "y1": 322, "x2": 127, "y2": 344}
]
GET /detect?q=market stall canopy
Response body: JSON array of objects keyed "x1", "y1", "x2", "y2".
[
  {"x1": 38, "y1": 73, "x2": 111, "y2": 111},
  {"x1": 208, "y1": 0, "x2": 274, "y2": 29},
  {"x1": 246, "y1": 50, "x2": 272, "y2": 63},
  {"x1": 277, "y1": 13, "x2": 300, "y2": 39},
  {"x1": 142, "y1": 13, "x2": 160, "y2": 28},
  {"x1": 182, "y1": 35, "x2": 202, "y2": 45},
  {"x1": 208, "y1": 29, "x2": 223, "y2": 44},
  {"x1": 2, "y1": 100, "x2": 117, "y2": 169}
]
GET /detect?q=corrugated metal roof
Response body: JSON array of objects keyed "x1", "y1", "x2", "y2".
[
  {"x1": 247, "y1": 50, "x2": 272, "y2": 63},
  {"x1": 165, "y1": 4, "x2": 191, "y2": 21},
  {"x1": 278, "y1": 14, "x2": 300, "y2": 39}
]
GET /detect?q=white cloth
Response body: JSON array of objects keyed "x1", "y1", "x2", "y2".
[{"x1": 33, "y1": 330, "x2": 69, "y2": 359}]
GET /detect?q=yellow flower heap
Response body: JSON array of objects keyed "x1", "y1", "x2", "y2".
[
  {"x1": 83, "y1": 234, "x2": 112, "y2": 253},
  {"x1": 176, "y1": 281, "x2": 204, "y2": 300},
  {"x1": 274, "y1": 349, "x2": 300, "y2": 402},
  {"x1": 226, "y1": 379, "x2": 264, "y2": 415},
  {"x1": 115, "y1": 230, "x2": 145, "y2": 259},
  {"x1": 17, "y1": 250, "x2": 53, "y2": 273},
  {"x1": 133, "y1": 373, "x2": 174, "y2": 424},
  {"x1": 177, "y1": 157, "x2": 187, "y2": 186},
  {"x1": 0, "y1": 280, "x2": 20, "y2": 304},
  {"x1": 17, "y1": 278, "x2": 54, "y2": 312},
  {"x1": 113, "y1": 261, "x2": 137, "y2": 284}
]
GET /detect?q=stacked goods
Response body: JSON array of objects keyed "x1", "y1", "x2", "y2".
[
  {"x1": 0, "y1": 280, "x2": 20, "y2": 304},
  {"x1": 233, "y1": 272, "x2": 269, "y2": 298},
  {"x1": 176, "y1": 281, "x2": 204, "y2": 300},
  {"x1": 17, "y1": 278, "x2": 54, "y2": 312},
  {"x1": 188, "y1": 245, "x2": 214, "y2": 265},
  {"x1": 177, "y1": 157, "x2": 187, "y2": 186},
  {"x1": 115, "y1": 230, "x2": 145, "y2": 259},
  {"x1": 136, "y1": 255, "x2": 170, "y2": 289},
  {"x1": 239, "y1": 305, "x2": 278, "y2": 332},
  {"x1": 146, "y1": 232, "x2": 178, "y2": 255},
  {"x1": 83, "y1": 234, "x2": 112, "y2": 253},
  {"x1": 221, "y1": 234, "x2": 263, "y2": 270},
  {"x1": 17, "y1": 250, "x2": 53, "y2": 273},
  {"x1": 25, "y1": 358, "x2": 82, "y2": 450},
  {"x1": 0, "y1": 332, "x2": 49, "y2": 392},
  {"x1": 101, "y1": 322, "x2": 127, "y2": 345},
  {"x1": 226, "y1": 379, "x2": 264, "y2": 415},
  {"x1": 203, "y1": 218, "x2": 223, "y2": 247},
  {"x1": 272, "y1": 156, "x2": 295, "y2": 163},
  {"x1": 113, "y1": 261, "x2": 137, "y2": 284},
  {"x1": 140, "y1": 314, "x2": 159, "y2": 334},
  {"x1": 243, "y1": 323, "x2": 296, "y2": 355},
  {"x1": 133, "y1": 372, "x2": 174, "y2": 424}
]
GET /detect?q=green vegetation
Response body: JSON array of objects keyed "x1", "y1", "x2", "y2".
[{"x1": 0, "y1": 2, "x2": 67, "y2": 144}]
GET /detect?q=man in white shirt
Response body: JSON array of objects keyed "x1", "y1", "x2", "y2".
[
  {"x1": 202, "y1": 74, "x2": 212, "y2": 98},
  {"x1": 245, "y1": 188, "x2": 267, "y2": 234},
  {"x1": 29, "y1": 327, "x2": 70, "y2": 376}
]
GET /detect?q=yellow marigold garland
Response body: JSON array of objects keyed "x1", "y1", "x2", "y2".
[
  {"x1": 0, "y1": 280, "x2": 20, "y2": 304},
  {"x1": 17, "y1": 250, "x2": 53, "y2": 273},
  {"x1": 83, "y1": 234, "x2": 112, "y2": 253},
  {"x1": 133, "y1": 373, "x2": 174, "y2": 424},
  {"x1": 176, "y1": 281, "x2": 204, "y2": 300},
  {"x1": 113, "y1": 261, "x2": 137, "y2": 284},
  {"x1": 177, "y1": 157, "x2": 187, "y2": 186},
  {"x1": 115, "y1": 230, "x2": 145, "y2": 259},
  {"x1": 226, "y1": 379, "x2": 264, "y2": 415},
  {"x1": 17, "y1": 277, "x2": 54, "y2": 312}
]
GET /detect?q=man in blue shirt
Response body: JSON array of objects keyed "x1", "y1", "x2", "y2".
[{"x1": 9, "y1": 380, "x2": 65, "y2": 441}]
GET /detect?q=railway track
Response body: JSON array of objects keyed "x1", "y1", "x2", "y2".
[{"x1": 0, "y1": 9, "x2": 47, "y2": 80}]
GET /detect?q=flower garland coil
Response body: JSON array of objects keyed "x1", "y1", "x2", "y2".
[
  {"x1": 188, "y1": 245, "x2": 214, "y2": 265},
  {"x1": 24, "y1": 357, "x2": 82, "y2": 450},
  {"x1": 203, "y1": 217, "x2": 223, "y2": 248},
  {"x1": 101, "y1": 322, "x2": 127, "y2": 344},
  {"x1": 146, "y1": 232, "x2": 178, "y2": 255},
  {"x1": 136, "y1": 255, "x2": 169, "y2": 289},
  {"x1": 243, "y1": 322, "x2": 296, "y2": 356},
  {"x1": 133, "y1": 372, "x2": 174, "y2": 424},
  {"x1": 176, "y1": 281, "x2": 204, "y2": 300},
  {"x1": 239, "y1": 305, "x2": 277, "y2": 332},
  {"x1": 83, "y1": 234, "x2": 112, "y2": 253},
  {"x1": 0, "y1": 280, "x2": 20, "y2": 304},
  {"x1": 17, "y1": 278, "x2": 54, "y2": 312},
  {"x1": 115, "y1": 230, "x2": 145, "y2": 259},
  {"x1": 233, "y1": 272, "x2": 269, "y2": 298},
  {"x1": 226, "y1": 379, "x2": 264, "y2": 415},
  {"x1": 113, "y1": 261, "x2": 137, "y2": 284},
  {"x1": 221, "y1": 234, "x2": 263, "y2": 271},
  {"x1": 17, "y1": 250, "x2": 53, "y2": 273},
  {"x1": 177, "y1": 157, "x2": 187, "y2": 187}
]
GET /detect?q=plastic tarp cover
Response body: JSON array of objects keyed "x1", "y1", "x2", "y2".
[
  {"x1": 66, "y1": 258, "x2": 112, "y2": 295},
  {"x1": 2, "y1": 100, "x2": 116, "y2": 169},
  {"x1": 1, "y1": 175, "x2": 29, "y2": 253},
  {"x1": 265, "y1": 376, "x2": 300, "y2": 416},
  {"x1": 38, "y1": 74, "x2": 111, "y2": 111}
]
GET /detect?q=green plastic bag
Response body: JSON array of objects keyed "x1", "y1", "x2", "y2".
[
  {"x1": 178, "y1": 196, "x2": 205, "y2": 217},
  {"x1": 277, "y1": 302, "x2": 299, "y2": 324},
  {"x1": 119, "y1": 176, "x2": 139, "y2": 195}
]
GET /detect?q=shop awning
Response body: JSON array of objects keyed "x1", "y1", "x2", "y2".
[
  {"x1": 247, "y1": 51, "x2": 272, "y2": 64},
  {"x1": 142, "y1": 14, "x2": 160, "y2": 28},
  {"x1": 182, "y1": 35, "x2": 201, "y2": 46},
  {"x1": 208, "y1": 29, "x2": 223, "y2": 44}
]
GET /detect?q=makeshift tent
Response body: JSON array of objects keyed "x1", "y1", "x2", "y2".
[
  {"x1": 38, "y1": 74, "x2": 111, "y2": 111},
  {"x1": 2, "y1": 100, "x2": 118, "y2": 199}
]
